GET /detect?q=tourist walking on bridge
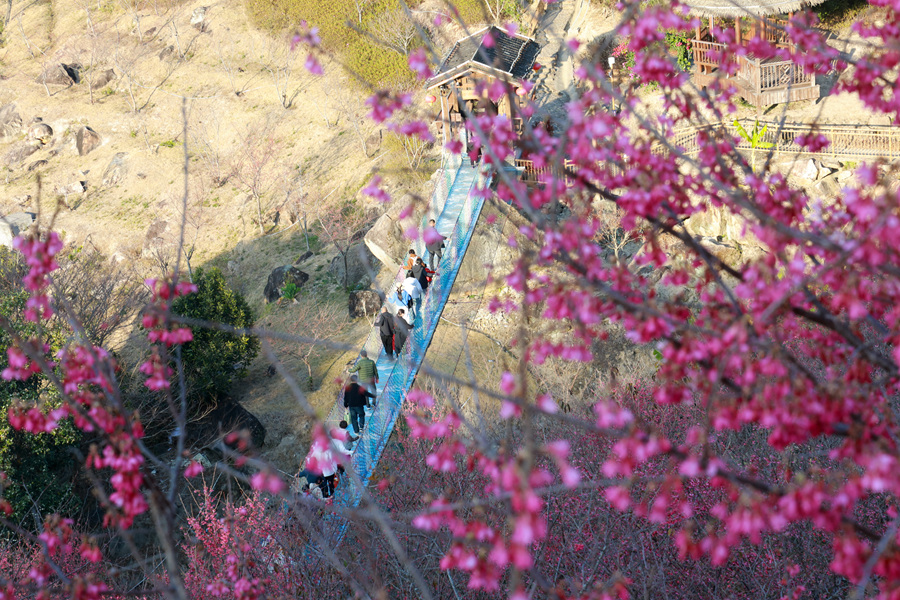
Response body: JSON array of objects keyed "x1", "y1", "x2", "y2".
[
  {"x1": 393, "y1": 309, "x2": 413, "y2": 355},
  {"x1": 402, "y1": 272, "x2": 424, "y2": 319},
  {"x1": 349, "y1": 349, "x2": 378, "y2": 396},
  {"x1": 343, "y1": 374, "x2": 375, "y2": 434},
  {"x1": 374, "y1": 306, "x2": 395, "y2": 358},
  {"x1": 412, "y1": 258, "x2": 433, "y2": 292},
  {"x1": 425, "y1": 219, "x2": 446, "y2": 271},
  {"x1": 404, "y1": 249, "x2": 418, "y2": 272}
]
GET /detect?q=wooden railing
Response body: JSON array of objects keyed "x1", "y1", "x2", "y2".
[
  {"x1": 516, "y1": 121, "x2": 900, "y2": 186},
  {"x1": 664, "y1": 120, "x2": 900, "y2": 162},
  {"x1": 763, "y1": 25, "x2": 793, "y2": 50},
  {"x1": 692, "y1": 40, "x2": 725, "y2": 72},
  {"x1": 734, "y1": 55, "x2": 814, "y2": 96},
  {"x1": 515, "y1": 158, "x2": 576, "y2": 185},
  {"x1": 758, "y1": 60, "x2": 813, "y2": 91}
]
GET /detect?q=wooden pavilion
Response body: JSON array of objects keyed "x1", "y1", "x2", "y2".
[
  {"x1": 686, "y1": 0, "x2": 825, "y2": 106},
  {"x1": 425, "y1": 26, "x2": 541, "y2": 145}
]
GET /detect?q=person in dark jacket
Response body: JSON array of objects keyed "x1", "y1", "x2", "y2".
[
  {"x1": 425, "y1": 219, "x2": 446, "y2": 271},
  {"x1": 412, "y1": 258, "x2": 434, "y2": 292},
  {"x1": 393, "y1": 309, "x2": 414, "y2": 354},
  {"x1": 374, "y1": 306, "x2": 395, "y2": 358},
  {"x1": 343, "y1": 374, "x2": 375, "y2": 433}
]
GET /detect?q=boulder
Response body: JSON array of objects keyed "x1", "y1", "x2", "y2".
[
  {"x1": 801, "y1": 158, "x2": 819, "y2": 181},
  {"x1": 12, "y1": 195, "x2": 32, "y2": 208},
  {"x1": 102, "y1": 152, "x2": 128, "y2": 186},
  {"x1": 91, "y1": 68, "x2": 117, "y2": 90},
  {"x1": 294, "y1": 250, "x2": 314, "y2": 264},
  {"x1": 27, "y1": 159, "x2": 48, "y2": 172},
  {"x1": 349, "y1": 290, "x2": 382, "y2": 319},
  {"x1": 4, "y1": 141, "x2": 41, "y2": 165},
  {"x1": 76, "y1": 126, "x2": 101, "y2": 156},
  {"x1": 186, "y1": 398, "x2": 266, "y2": 450},
  {"x1": 836, "y1": 170, "x2": 853, "y2": 182},
  {"x1": 264, "y1": 266, "x2": 309, "y2": 303},
  {"x1": 142, "y1": 219, "x2": 169, "y2": 258},
  {"x1": 158, "y1": 45, "x2": 175, "y2": 61},
  {"x1": 38, "y1": 63, "x2": 80, "y2": 86},
  {"x1": 363, "y1": 195, "x2": 418, "y2": 273},
  {"x1": 330, "y1": 242, "x2": 376, "y2": 289},
  {"x1": 819, "y1": 158, "x2": 843, "y2": 170},
  {"x1": 190, "y1": 6, "x2": 209, "y2": 31},
  {"x1": 28, "y1": 121, "x2": 53, "y2": 145},
  {"x1": 365, "y1": 130, "x2": 382, "y2": 156},
  {"x1": 0, "y1": 104, "x2": 22, "y2": 139},
  {"x1": 0, "y1": 213, "x2": 36, "y2": 248},
  {"x1": 814, "y1": 174, "x2": 841, "y2": 199},
  {"x1": 56, "y1": 181, "x2": 86, "y2": 196}
]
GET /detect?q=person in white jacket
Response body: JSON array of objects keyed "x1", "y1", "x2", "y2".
[{"x1": 402, "y1": 274, "x2": 424, "y2": 320}]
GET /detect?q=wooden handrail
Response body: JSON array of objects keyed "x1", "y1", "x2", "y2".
[{"x1": 516, "y1": 121, "x2": 900, "y2": 186}]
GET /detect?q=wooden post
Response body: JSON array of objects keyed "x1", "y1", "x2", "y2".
[
  {"x1": 754, "y1": 17, "x2": 760, "y2": 42},
  {"x1": 709, "y1": 16, "x2": 714, "y2": 38},
  {"x1": 440, "y1": 89, "x2": 450, "y2": 149},
  {"x1": 695, "y1": 23, "x2": 702, "y2": 73},
  {"x1": 735, "y1": 17, "x2": 742, "y2": 46}
]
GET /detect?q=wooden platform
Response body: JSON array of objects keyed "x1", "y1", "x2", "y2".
[{"x1": 692, "y1": 40, "x2": 821, "y2": 107}]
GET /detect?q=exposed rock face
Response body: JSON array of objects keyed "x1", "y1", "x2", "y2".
[
  {"x1": 453, "y1": 205, "x2": 523, "y2": 290},
  {"x1": 0, "y1": 104, "x2": 22, "y2": 139},
  {"x1": 102, "y1": 152, "x2": 128, "y2": 186},
  {"x1": 698, "y1": 236, "x2": 743, "y2": 267},
  {"x1": 264, "y1": 266, "x2": 309, "y2": 303},
  {"x1": 142, "y1": 219, "x2": 169, "y2": 258},
  {"x1": 27, "y1": 160, "x2": 48, "y2": 172},
  {"x1": 294, "y1": 250, "x2": 314, "y2": 264},
  {"x1": 190, "y1": 6, "x2": 209, "y2": 31},
  {"x1": 364, "y1": 195, "x2": 417, "y2": 273},
  {"x1": 0, "y1": 213, "x2": 36, "y2": 248},
  {"x1": 28, "y1": 122, "x2": 53, "y2": 144},
  {"x1": 76, "y1": 126, "x2": 101, "y2": 156},
  {"x1": 91, "y1": 68, "x2": 117, "y2": 90},
  {"x1": 4, "y1": 141, "x2": 41, "y2": 165},
  {"x1": 349, "y1": 290, "x2": 383, "y2": 319},
  {"x1": 330, "y1": 242, "x2": 376, "y2": 289}
]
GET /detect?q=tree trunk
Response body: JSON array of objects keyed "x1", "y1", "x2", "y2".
[{"x1": 255, "y1": 193, "x2": 264, "y2": 235}]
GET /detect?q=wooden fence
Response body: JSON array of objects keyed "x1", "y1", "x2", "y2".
[
  {"x1": 673, "y1": 120, "x2": 900, "y2": 162},
  {"x1": 516, "y1": 120, "x2": 900, "y2": 186}
]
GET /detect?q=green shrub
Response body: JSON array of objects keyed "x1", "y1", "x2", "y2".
[
  {"x1": 281, "y1": 281, "x2": 300, "y2": 300},
  {"x1": 0, "y1": 249, "x2": 80, "y2": 522},
  {"x1": 664, "y1": 31, "x2": 692, "y2": 72},
  {"x1": 814, "y1": 0, "x2": 868, "y2": 26},
  {"x1": 171, "y1": 268, "x2": 259, "y2": 402},
  {"x1": 245, "y1": 0, "x2": 417, "y2": 87}
]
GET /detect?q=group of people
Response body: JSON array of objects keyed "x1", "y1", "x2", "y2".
[
  {"x1": 374, "y1": 218, "x2": 447, "y2": 359},
  {"x1": 294, "y1": 419, "x2": 356, "y2": 501},
  {"x1": 293, "y1": 219, "x2": 449, "y2": 502}
]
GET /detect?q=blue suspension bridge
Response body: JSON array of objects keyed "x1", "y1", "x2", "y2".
[{"x1": 310, "y1": 153, "x2": 492, "y2": 541}]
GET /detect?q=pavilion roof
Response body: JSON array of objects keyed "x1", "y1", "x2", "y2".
[
  {"x1": 684, "y1": 0, "x2": 826, "y2": 17},
  {"x1": 425, "y1": 26, "x2": 541, "y2": 90}
]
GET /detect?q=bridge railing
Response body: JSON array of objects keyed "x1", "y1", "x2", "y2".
[{"x1": 320, "y1": 152, "x2": 463, "y2": 440}]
